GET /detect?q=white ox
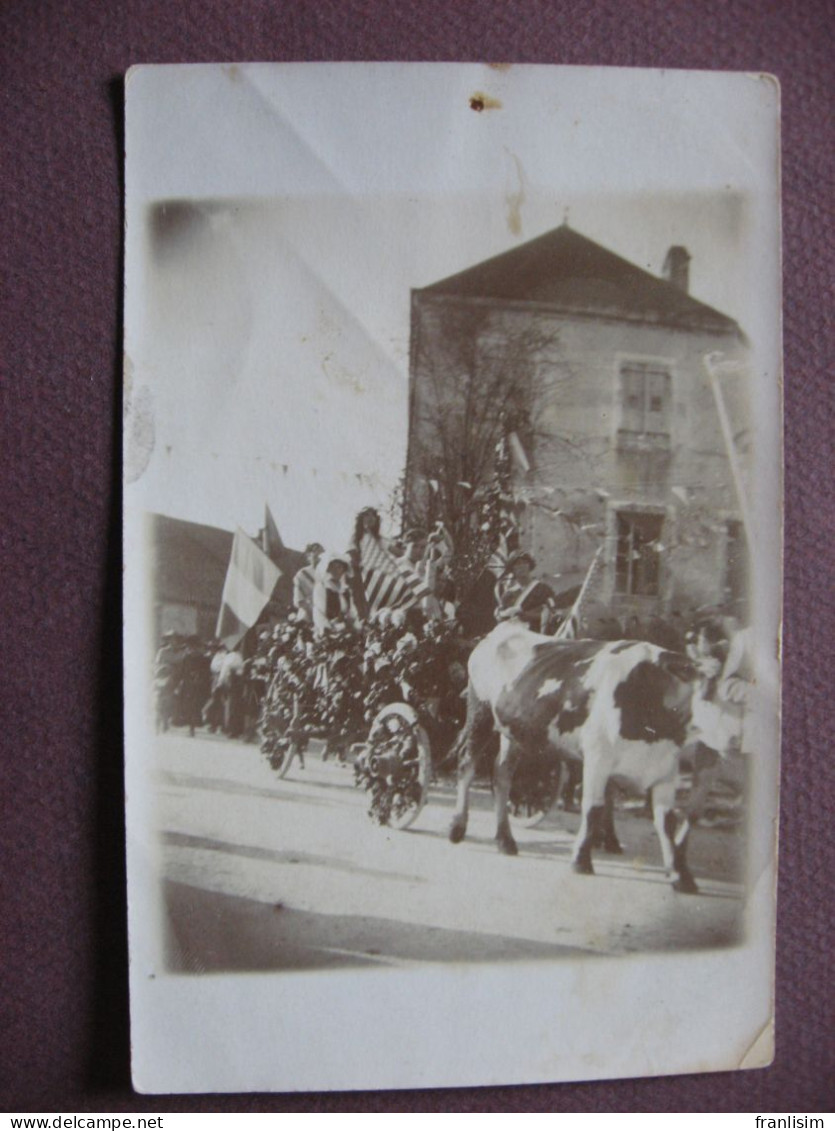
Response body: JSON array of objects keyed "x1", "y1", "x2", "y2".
[{"x1": 448, "y1": 622, "x2": 741, "y2": 893}]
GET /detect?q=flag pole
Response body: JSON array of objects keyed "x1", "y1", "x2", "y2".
[
  {"x1": 554, "y1": 545, "x2": 605, "y2": 640},
  {"x1": 703, "y1": 352, "x2": 755, "y2": 552}
]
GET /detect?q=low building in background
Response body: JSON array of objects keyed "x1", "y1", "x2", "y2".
[{"x1": 148, "y1": 512, "x2": 304, "y2": 644}]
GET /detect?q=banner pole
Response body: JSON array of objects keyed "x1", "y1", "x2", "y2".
[{"x1": 703, "y1": 351, "x2": 755, "y2": 553}]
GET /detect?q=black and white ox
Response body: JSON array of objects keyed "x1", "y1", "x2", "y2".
[{"x1": 448, "y1": 622, "x2": 741, "y2": 893}]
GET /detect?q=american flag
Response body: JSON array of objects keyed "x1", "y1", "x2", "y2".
[{"x1": 359, "y1": 534, "x2": 432, "y2": 618}]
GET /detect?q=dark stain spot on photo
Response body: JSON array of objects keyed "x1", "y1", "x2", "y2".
[
  {"x1": 469, "y1": 92, "x2": 502, "y2": 112},
  {"x1": 149, "y1": 199, "x2": 206, "y2": 259}
]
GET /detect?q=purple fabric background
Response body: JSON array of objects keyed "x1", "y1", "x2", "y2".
[{"x1": 2, "y1": 0, "x2": 832, "y2": 1112}]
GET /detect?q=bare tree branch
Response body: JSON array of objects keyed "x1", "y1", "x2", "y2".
[{"x1": 407, "y1": 302, "x2": 569, "y2": 590}]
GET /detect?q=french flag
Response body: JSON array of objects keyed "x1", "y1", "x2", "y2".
[{"x1": 216, "y1": 528, "x2": 282, "y2": 648}]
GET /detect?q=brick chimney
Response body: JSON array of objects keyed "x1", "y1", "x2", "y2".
[{"x1": 662, "y1": 245, "x2": 691, "y2": 293}]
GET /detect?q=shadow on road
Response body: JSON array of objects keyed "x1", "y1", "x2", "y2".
[
  {"x1": 161, "y1": 768, "x2": 353, "y2": 808},
  {"x1": 163, "y1": 879, "x2": 600, "y2": 972},
  {"x1": 162, "y1": 831, "x2": 426, "y2": 885}
]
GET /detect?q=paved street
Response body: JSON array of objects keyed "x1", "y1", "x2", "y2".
[{"x1": 156, "y1": 729, "x2": 745, "y2": 972}]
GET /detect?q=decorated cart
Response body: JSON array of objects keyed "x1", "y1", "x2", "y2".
[
  {"x1": 257, "y1": 615, "x2": 472, "y2": 828},
  {"x1": 255, "y1": 604, "x2": 745, "y2": 835}
]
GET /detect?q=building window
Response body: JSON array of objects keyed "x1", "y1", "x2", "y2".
[
  {"x1": 615, "y1": 510, "x2": 664, "y2": 596},
  {"x1": 617, "y1": 362, "x2": 672, "y2": 451}
]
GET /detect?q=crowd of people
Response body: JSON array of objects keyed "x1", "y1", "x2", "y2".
[
  {"x1": 153, "y1": 506, "x2": 753, "y2": 802},
  {"x1": 153, "y1": 634, "x2": 266, "y2": 741},
  {"x1": 151, "y1": 509, "x2": 458, "y2": 744}
]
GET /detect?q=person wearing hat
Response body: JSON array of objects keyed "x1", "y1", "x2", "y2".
[
  {"x1": 400, "y1": 526, "x2": 444, "y2": 622},
  {"x1": 218, "y1": 642, "x2": 246, "y2": 738},
  {"x1": 153, "y1": 631, "x2": 182, "y2": 732},
  {"x1": 292, "y1": 542, "x2": 324, "y2": 623},
  {"x1": 178, "y1": 634, "x2": 211, "y2": 737},
  {"x1": 400, "y1": 527, "x2": 427, "y2": 565},
  {"x1": 495, "y1": 550, "x2": 556, "y2": 633},
  {"x1": 203, "y1": 640, "x2": 228, "y2": 732},
  {"x1": 312, "y1": 552, "x2": 356, "y2": 635}
]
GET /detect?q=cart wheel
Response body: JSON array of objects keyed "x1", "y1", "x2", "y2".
[
  {"x1": 260, "y1": 728, "x2": 298, "y2": 778},
  {"x1": 273, "y1": 740, "x2": 298, "y2": 779},
  {"x1": 259, "y1": 681, "x2": 308, "y2": 780},
  {"x1": 507, "y1": 762, "x2": 561, "y2": 829},
  {"x1": 507, "y1": 797, "x2": 552, "y2": 829},
  {"x1": 364, "y1": 703, "x2": 431, "y2": 830},
  {"x1": 259, "y1": 699, "x2": 300, "y2": 779}
]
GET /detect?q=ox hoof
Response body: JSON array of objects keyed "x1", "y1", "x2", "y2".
[
  {"x1": 672, "y1": 873, "x2": 699, "y2": 894},
  {"x1": 572, "y1": 858, "x2": 594, "y2": 876},
  {"x1": 496, "y1": 835, "x2": 518, "y2": 856},
  {"x1": 603, "y1": 838, "x2": 623, "y2": 855},
  {"x1": 448, "y1": 820, "x2": 467, "y2": 844}
]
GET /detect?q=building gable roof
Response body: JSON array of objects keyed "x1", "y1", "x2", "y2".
[
  {"x1": 150, "y1": 513, "x2": 305, "y2": 620},
  {"x1": 151, "y1": 514, "x2": 233, "y2": 610},
  {"x1": 419, "y1": 224, "x2": 740, "y2": 335}
]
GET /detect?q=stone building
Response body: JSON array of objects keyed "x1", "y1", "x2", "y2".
[{"x1": 404, "y1": 223, "x2": 750, "y2": 618}]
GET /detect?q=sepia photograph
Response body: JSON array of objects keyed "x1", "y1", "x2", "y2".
[{"x1": 123, "y1": 63, "x2": 782, "y2": 1093}]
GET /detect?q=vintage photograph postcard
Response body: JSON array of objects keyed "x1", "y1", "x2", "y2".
[{"x1": 123, "y1": 63, "x2": 782, "y2": 1093}]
